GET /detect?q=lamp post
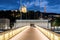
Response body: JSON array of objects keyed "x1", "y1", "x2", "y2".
[{"x1": 20, "y1": 0, "x2": 22, "y2": 20}]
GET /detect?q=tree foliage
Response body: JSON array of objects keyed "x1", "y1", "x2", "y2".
[{"x1": 52, "y1": 18, "x2": 60, "y2": 26}]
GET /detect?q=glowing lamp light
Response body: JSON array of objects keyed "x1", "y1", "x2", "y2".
[{"x1": 20, "y1": 6, "x2": 27, "y2": 13}]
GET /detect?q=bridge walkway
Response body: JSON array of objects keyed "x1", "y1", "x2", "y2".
[{"x1": 10, "y1": 27, "x2": 49, "y2": 40}]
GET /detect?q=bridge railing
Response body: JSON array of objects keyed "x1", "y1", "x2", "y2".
[
  {"x1": 36, "y1": 25, "x2": 60, "y2": 40},
  {"x1": 0, "y1": 26, "x2": 27, "y2": 40}
]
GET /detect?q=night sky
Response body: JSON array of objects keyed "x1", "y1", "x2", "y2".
[{"x1": 0, "y1": 0, "x2": 60, "y2": 13}]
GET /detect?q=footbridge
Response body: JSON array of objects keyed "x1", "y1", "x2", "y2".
[{"x1": 0, "y1": 20, "x2": 60, "y2": 40}]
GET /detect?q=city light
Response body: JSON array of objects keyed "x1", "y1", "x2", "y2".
[{"x1": 20, "y1": 6, "x2": 27, "y2": 13}]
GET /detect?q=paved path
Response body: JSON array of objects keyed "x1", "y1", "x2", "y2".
[{"x1": 10, "y1": 27, "x2": 49, "y2": 40}]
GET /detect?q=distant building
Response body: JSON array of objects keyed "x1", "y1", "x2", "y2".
[{"x1": 0, "y1": 19, "x2": 10, "y2": 29}]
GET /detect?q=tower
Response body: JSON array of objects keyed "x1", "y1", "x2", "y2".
[
  {"x1": 40, "y1": 0, "x2": 43, "y2": 19},
  {"x1": 44, "y1": 5, "x2": 46, "y2": 13}
]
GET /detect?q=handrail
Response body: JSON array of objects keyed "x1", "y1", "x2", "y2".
[
  {"x1": 36, "y1": 25, "x2": 60, "y2": 40},
  {"x1": 0, "y1": 26, "x2": 27, "y2": 40}
]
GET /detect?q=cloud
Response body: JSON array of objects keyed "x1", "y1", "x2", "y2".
[
  {"x1": 0, "y1": 0, "x2": 60, "y2": 13},
  {"x1": 40, "y1": 1, "x2": 48, "y2": 7},
  {"x1": 22, "y1": 0, "x2": 60, "y2": 13},
  {"x1": 46, "y1": 5, "x2": 60, "y2": 13},
  {"x1": 23, "y1": 1, "x2": 34, "y2": 8},
  {"x1": 22, "y1": 0, "x2": 40, "y2": 7},
  {"x1": 46, "y1": 0, "x2": 60, "y2": 6},
  {"x1": 25, "y1": 2, "x2": 33, "y2": 6},
  {"x1": 39, "y1": 0, "x2": 60, "y2": 13}
]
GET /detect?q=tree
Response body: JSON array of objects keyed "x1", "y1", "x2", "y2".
[{"x1": 53, "y1": 18, "x2": 60, "y2": 26}]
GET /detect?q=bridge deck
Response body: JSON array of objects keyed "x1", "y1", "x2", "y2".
[{"x1": 10, "y1": 27, "x2": 49, "y2": 40}]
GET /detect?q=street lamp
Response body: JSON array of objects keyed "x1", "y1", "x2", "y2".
[{"x1": 20, "y1": 0, "x2": 22, "y2": 20}]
